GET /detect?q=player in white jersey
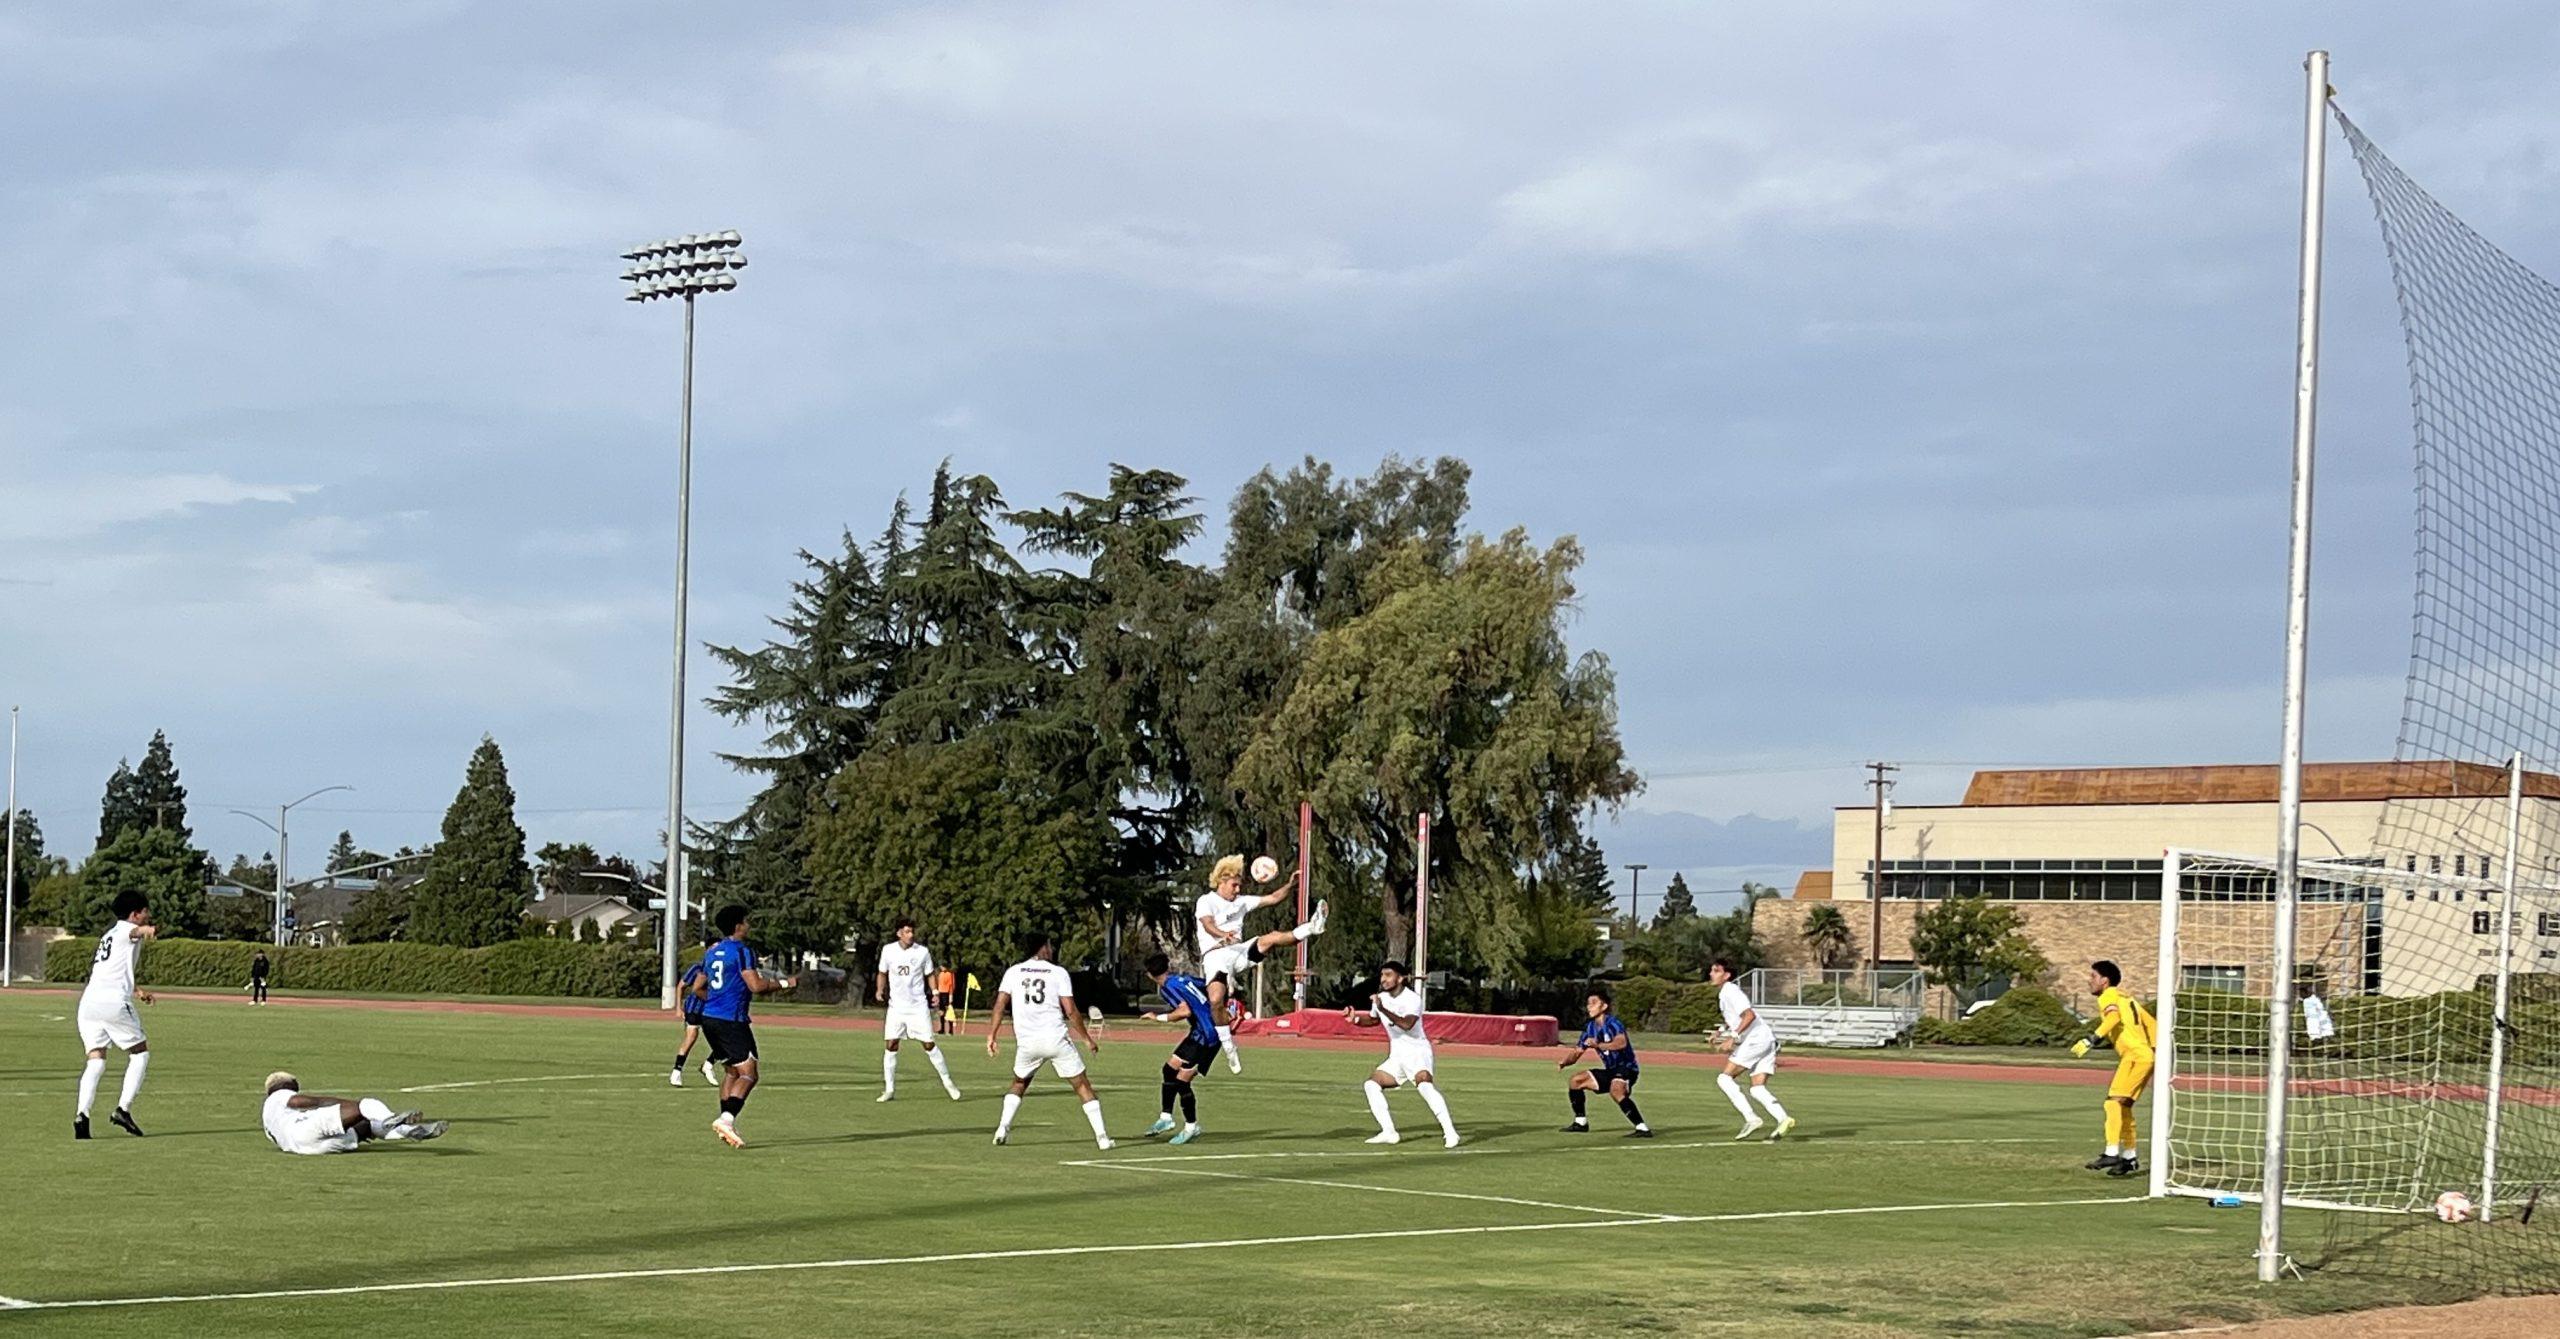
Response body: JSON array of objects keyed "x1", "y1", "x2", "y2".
[
  {"x1": 875, "y1": 917, "x2": 961, "y2": 1102},
  {"x1": 1193, "y1": 853, "x2": 1328, "y2": 1073},
  {"x1": 1344, "y1": 960, "x2": 1460, "y2": 1148},
  {"x1": 74, "y1": 891, "x2": 157, "y2": 1139},
  {"x1": 260, "y1": 1071, "x2": 447, "y2": 1154},
  {"x1": 1709, "y1": 957, "x2": 1794, "y2": 1141},
  {"x1": 985, "y1": 931, "x2": 1111, "y2": 1150}
]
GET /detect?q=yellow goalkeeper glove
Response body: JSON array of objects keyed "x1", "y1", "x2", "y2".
[{"x1": 2070, "y1": 1037, "x2": 2094, "y2": 1059}]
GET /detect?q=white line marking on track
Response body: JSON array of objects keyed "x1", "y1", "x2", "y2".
[
  {"x1": 0, "y1": 1294, "x2": 32, "y2": 1309},
  {"x1": 1066, "y1": 1159, "x2": 1677, "y2": 1219},
  {"x1": 0, "y1": 1196, "x2": 2142, "y2": 1311},
  {"x1": 395, "y1": 1074, "x2": 637, "y2": 1092},
  {"x1": 1091, "y1": 1135, "x2": 2054, "y2": 1164}
]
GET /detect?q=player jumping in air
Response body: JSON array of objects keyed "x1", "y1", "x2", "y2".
[
  {"x1": 260, "y1": 1072, "x2": 446, "y2": 1154},
  {"x1": 693, "y1": 905, "x2": 797, "y2": 1148},
  {"x1": 1140, "y1": 951, "x2": 1219, "y2": 1144},
  {"x1": 1345, "y1": 960, "x2": 1460, "y2": 1147},
  {"x1": 1194, "y1": 854, "x2": 1327, "y2": 1074},
  {"x1": 1560, "y1": 986, "x2": 1651, "y2": 1138},
  {"x1": 668, "y1": 956, "x2": 716, "y2": 1086},
  {"x1": 74, "y1": 890, "x2": 156, "y2": 1140},
  {"x1": 1710, "y1": 957, "x2": 1795, "y2": 1141},
  {"x1": 987, "y1": 931, "x2": 1111, "y2": 1150},
  {"x1": 876, "y1": 917, "x2": 962, "y2": 1102},
  {"x1": 2073, "y1": 959, "x2": 2156, "y2": 1178}
]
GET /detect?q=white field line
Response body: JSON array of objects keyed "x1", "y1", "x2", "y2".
[
  {"x1": 1099, "y1": 1135, "x2": 2056, "y2": 1164},
  {"x1": 396, "y1": 1074, "x2": 637, "y2": 1092},
  {"x1": 0, "y1": 1295, "x2": 30, "y2": 1310},
  {"x1": 1065, "y1": 1159, "x2": 1678, "y2": 1219},
  {"x1": 0, "y1": 1196, "x2": 2143, "y2": 1312}
]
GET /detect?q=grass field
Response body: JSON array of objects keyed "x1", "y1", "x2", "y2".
[{"x1": 0, "y1": 990, "x2": 2494, "y2": 1337}]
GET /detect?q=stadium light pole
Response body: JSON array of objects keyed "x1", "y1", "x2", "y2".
[
  {"x1": 232, "y1": 785, "x2": 354, "y2": 945},
  {"x1": 4, "y1": 705, "x2": 18, "y2": 987},
  {"x1": 621, "y1": 229, "x2": 747, "y2": 1010}
]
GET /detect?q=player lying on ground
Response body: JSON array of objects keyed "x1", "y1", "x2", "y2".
[
  {"x1": 2072, "y1": 958, "x2": 2155, "y2": 1178},
  {"x1": 693, "y1": 904, "x2": 799, "y2": 1149},
  {"x1": 1560, "y1": 986, "x2": 1651, "y2": 1138},
  {"x1": 1193, "y1": 854, "x2": 1327, "y2": 1074},
  {"x1": 1140, "y1": 951, "x2": 1219, "y2": 1144},
  {"x1": 1344, "y1": 959, "x2": 1460, "y2": 1148},
  {"x1": 1709, "y1": 957, "x2": 1795, "y2": 1142},
  {"x1": 876, "y1": 916, "x2": 961, "y2": 1102},
  {"x1": 260, "y1": 1071, "x2": 447, "y2": 1154},
  {"x1": 668, "y1": 956, "x2": 716, "y2": 1087},
  {"x1": 987, "y1": 930, "x2": 1111, "y2": 1150},
  {"x1": 74, "y1": 890, "x2": 156, "y2": 1140}
]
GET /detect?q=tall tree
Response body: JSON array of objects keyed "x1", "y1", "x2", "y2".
[
  {"x1": 1801, "y1": 903, "x2": 1855, "y2": 970},
  {"x1": 96, "y1": 762, "x2": 142, "y2": 848},
  {"x1": 327, "y1": 831, "x2": 359, "y2": 873},
  {"x1": 1549, "y1": 833, "x2": 1618, "y2": 916},
  {"x1": 342, "y1": 887, "x2": 412, "y2": 943},
  {"x1": 79, "y1": 827, "x2": 210, "y2": 937},
  {"x1": 1652, "y1": 873, "x2": 1698, "y2": 929},
  {"x1": 130, "y1": 730, "x2": 191, "y2": 843},
  {"x1": 1911, "y1": 896, "x2": 2049, "y2": 1006},
  {"x1": 5, "y1": 807, "x2": 45, "y2": 910},
  {"x1": 406, "y1": 736, "x2": 535, "y2": 947}
]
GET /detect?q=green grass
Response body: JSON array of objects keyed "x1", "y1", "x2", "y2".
[{"x1": 0, "y1": 991, "x2": 2495, "y2": 1337}]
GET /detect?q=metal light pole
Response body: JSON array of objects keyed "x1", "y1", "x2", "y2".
[
  {"x1": 623, "y1": 230, "x2": 747, "y2": 1010},
  {"x1": 4, "y1": 705, "x2": 18, "y2": 987},
  {"x1": 1624, "y1": 863, "x2": 1648, "y2": 921},
  {"x1": 231, "y1": 785, "x2": 353, "y2": 945}
]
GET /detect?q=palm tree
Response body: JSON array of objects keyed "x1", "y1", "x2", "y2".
[{"x1": 1801, "y1": 903, "x2": 1854, "y2": 970}]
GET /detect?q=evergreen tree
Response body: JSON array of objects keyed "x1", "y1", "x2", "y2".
[
  {"x1": 96, "y1": 762, "x2": 142, "y2": 848},
  {"x1": 131, "y1": 730, "x2": 191, "y2": 843},
  {"x1": 342, "y1": 887, "x2": 412, "y2": 943},
  {"x1": 79, "y1": 828, "x2": 210, "y2": 936},
  {"x1": 1550, "y1": 833, "x2": 1617, "y2": 915},
  {"x1": 5, "y1": 807, "x2": 44, "y2": 910},
  {"x1": 327, "y1": 831, "x2": 359, "y2": 873},
  {"x1": 406, "y1": 736, "x2": 535, "y2": 947},
  {"x1": 1652, "y1": 872, "x2": 1698, "y2": 929}
]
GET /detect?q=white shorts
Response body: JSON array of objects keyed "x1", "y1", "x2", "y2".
[
  {"x1": 1377, "y1": 1038, "x2": 1437, "y2": 1085},
  {"x1": 1199, "y1": 942, "x2": 1258, "y2": 985},
  {"x1": 268, "y1": 1105, "x2": 358, "y2": 1156},
  {"x1": 76, "y1": 1000, "x2": 145, "y2": 1053},
  {"x1": 1731, "y1": 1031, "x2": 1779, "y2": 1078},
  {"x1": 1012, "y1": 1035, "x2": 1088, "y2": 1081},
  {"x1": 884, "y1": 1007, "x2": 935, "y2": 1042}
]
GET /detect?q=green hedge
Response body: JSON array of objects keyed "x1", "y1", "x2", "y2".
[
  {"x1": 1911, "y1": 986, "x2": 2083, "y2": 1046},
  {"x1": 45, "y1": 936, "x2": 660, "y2": 998}
]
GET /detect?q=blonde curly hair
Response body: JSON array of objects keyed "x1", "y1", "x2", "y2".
[{"x1": 1210, "y1": 854, "x2": 1245, "y2": 888}]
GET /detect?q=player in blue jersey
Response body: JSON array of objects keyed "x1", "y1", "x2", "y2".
[
  {"x1": 692, "y1": 905, "x2": 797, "y2": 1148},
  {"x1": 667, "y1": 955, "x2": 716, "y2": 1087},
  {"x1": 1558, "y1": 986, "x2": 1651, "y2": 1137},
  {"x1": 1139, "y1": 952, "x2": 1220, "y2": 1144}
]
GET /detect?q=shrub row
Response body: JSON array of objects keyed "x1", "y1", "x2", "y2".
[
  {"x1": 1910, "y1": 986, "x2": 2083, "y2": 1046},
  {"x1": 46, "y1": 936, "x2": 661, "y2": 999}
]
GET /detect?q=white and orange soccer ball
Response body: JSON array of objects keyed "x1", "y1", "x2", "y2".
[
  {"x1": 1250, "y1": 855, "x2": 1280, "y2": 883},
  {"x1": 2433, "y1": 1190, "x2": 2475, "y2": 1223}
]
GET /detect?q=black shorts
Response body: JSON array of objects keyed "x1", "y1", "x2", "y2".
[
  {"x1": 1589, "y1": 1068, "x2": 1639, "y2": 1090},
  {"x1": 700, "y1": 1017, "x2": 757, "y2": 1066},
  {"x1": 1173, "y1": 1034, "x2": 1222, "y2": 1071},
  {"x1": 683, "y1": 1007, "x2": 706, "y2": 1028}
]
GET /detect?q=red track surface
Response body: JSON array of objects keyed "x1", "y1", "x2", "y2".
[{"x1": 139, "y1": 990, "x2": 2112, "y2": 1085}]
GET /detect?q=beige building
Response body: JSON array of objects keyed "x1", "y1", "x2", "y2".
[{"x1": 1761, "y1": 763, "x2": 2560, "y2": 999}]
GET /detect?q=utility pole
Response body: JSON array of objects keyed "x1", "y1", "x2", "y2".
[
  {"x1": 1867, "y1": 761, "x2": 1898, "y2": 970},
  {"x1": 4, "y1": 706, "x2": 17, "y2": 988},
  {"x1": 1624, "y1": 863, "x2": 1649, "y2": 922}
]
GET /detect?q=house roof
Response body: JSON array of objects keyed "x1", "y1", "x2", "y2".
[
  {"x1": 1792, "y1": 870, "x2": 1833, "y2": 900},
  {"x1": 532, "y1": 893, "x2": 646, "y2": 923},
  {"x1": 1947, "y1": 761, "x2": 2560, "y2": 808}
]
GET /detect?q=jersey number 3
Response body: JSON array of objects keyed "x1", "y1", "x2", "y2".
[
  {"x1": 1023, "y1": 977, "x2": 1048, "y2": 1006},
  {"x1": 709, "y1": 959, "x2": 726, "y2": 991}
]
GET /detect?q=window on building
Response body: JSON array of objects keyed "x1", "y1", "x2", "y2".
[
  {"x1": 2183, "y1": 965, "x2": 2249, "y2": 994},
  {"x1": 2473, "y1": 911, "x2": 2496, "y2": 935},
  {"x1": 2431, "y1": 855, "x2": 2444, "y2": 874},
  {"x1": 2540, "y1": 913, "x2": 2560, "y2": 938}
]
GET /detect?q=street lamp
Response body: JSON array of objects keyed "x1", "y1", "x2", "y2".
[
  {"x1": 622, "y1": 229, "x2": 747, "y2": 1010},
  {"x1": 230, "y1": 785, "x2": 354, "y2": 945}
]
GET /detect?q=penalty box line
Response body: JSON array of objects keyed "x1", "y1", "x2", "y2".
[{"x1": 0, "y1": 1196, "x2": 2143, "y2": 1313}]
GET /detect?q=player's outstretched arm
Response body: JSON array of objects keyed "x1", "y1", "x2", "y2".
[{"x1": 1148, "y1": 1001, "x2": 1195, "y2": 1025}]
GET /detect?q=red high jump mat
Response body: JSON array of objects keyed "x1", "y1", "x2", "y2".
[{"x1": 1235, "y1": 1008, "x2": 1560, "y2": 1047}]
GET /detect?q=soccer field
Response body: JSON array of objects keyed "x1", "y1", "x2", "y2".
[{"x1": 0, "y1": 991, "x2": 2468, "y2": 1337}]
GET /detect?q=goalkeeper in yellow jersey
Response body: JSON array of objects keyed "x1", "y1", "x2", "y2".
[{"x1": 2071, "y1": 959, "x2": 2155, "y2": 1179}]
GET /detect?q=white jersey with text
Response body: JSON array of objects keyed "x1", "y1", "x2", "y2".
[
  {"x1": 1194, "y1": 890, "x2": 1249, "y2": 953},
  {"x1": 82, "y1": 921, "x2": 142, "y2": 1012},
  {"x1": 878, "y1": 941, "x2": 936, "y2": 1011},
  {"x1": 1720, "y1": 981, "x2": 1775, "y2": 1049},
  {"x1": 998, "y1": 959, "x2": 1075, "y2": 1048}
]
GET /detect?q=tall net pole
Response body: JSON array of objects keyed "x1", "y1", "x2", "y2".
[
  {"x1": 1294, "y1": 800, "x2": 1312, "y2": 1011},
  {"x1": 2484, "y1": 754, "x2": 2522, "y2": 1220},
  {"x1": 2260, "y1": 47, "x2": 2332, "y2": 1284}
]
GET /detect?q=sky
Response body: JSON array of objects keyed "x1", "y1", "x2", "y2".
[{"x1": 9, "y1": 2, "x2": 2560, "y2": 915}]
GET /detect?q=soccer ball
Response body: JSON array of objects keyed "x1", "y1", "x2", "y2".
[
  {"x1": 1250, "y1": 855, "x2": 1279, "y2": 883},
  {"x1": 2434, "y1": 1190, "x2": 2475, "y2": 1223}
]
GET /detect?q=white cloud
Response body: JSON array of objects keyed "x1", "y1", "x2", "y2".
[{"x1": 0, "y1": 472, "x2": 316, "y2": 542}]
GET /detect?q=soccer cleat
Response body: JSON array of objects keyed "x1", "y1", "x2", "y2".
[
  {"x1": 993, "y1": 1130, "x2": 1009, "y2": 1146},
  {"x1": 1307, "y1": 899, "x2": 1329, "y2": 935},
  {"x1": 2108, "y1": 1157, "x2": 2143, "y2": 1179},
  {"x1": 1225, "y1": 1050, "x2": 1244, "y2": 1075},
  {"x1": 109, "y1": 1108, "x2": 145, "y2": 1137},
  {"x1": 701, "y1": 1060, "x2": 717, "y2": 1085},
  {"x1": 401, "y1": 1120, "x2": 449, "y2": 1142},
  {"x1": 668, "y1": 1068, "x2": 685, "y2": 1087},
  {"x1": 1561, "y1": 1120, "x2": 1589, "y2": 1133},
  {"x1": 74, "y1": 1114, "x2": 91, "y2": 1140},
  {"x1": 1626, "y1": 1127, "x2": 1655, "y2": 1139},
  {"x1": 712, "y1": 1117, "x2": 745, "y2": 1149},
  {"x1": 1770, "y1": 1117, "x2": 1796, "y2": 1142},
  {"x1": 386, "y1": 1109, "x2": 424, "y2": 1129},
  {"x1": 876, "y1": 1091, "x2": 895, "y2": 1103},
  {"x1": 1170, "y1": 1125, "x2": 1200, "y2": 1146},
  {"x1": 2084, "y1": 1154, "x2": 2128, "y2": 1172},
  {"x1": 1095, "y1": 1135, "x2": 1114, "y2": 1151},
  {"x1": 1366, "y1": 1130, "x2": 1401, "y2": 1145},
  {"x1": 1443, "y1": 1131, "x2": 1461, "y2": 1149},
  {"x1": 944, "y1": 1082, "x2": 963, "y2": 1101},
  {"x1": 1144, "y1": 1115, "x2": 1178, "y2": 1137},
  {"x1": 1733, "y1": 1119, "x2": 1765, "y2": 1142}
]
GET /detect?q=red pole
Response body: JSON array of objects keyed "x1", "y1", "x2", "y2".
[
  {"x1": 1295, "y1": 801, "x2": 1312, "y2": 1009},
  {"x1": 1415, "y1": 812, "x2": 1430, "y2": 983}
]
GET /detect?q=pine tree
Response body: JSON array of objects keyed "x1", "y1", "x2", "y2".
[
  {"x1": 96, "y1": 762, "x2": 142, "y2": 848},
  {"x1": 1653, "y1": 873, "x2": 1699, "y2": 929},
  {"x1": 1551, "y1": 833, "x2": 1617, "y2": 914},
  {"x1": 406, "y1": 736, "x2": 535, "y2": 947},
  {"x1": 327, "y1": 831, "x2": 359, "y2": 873},
  {"x1": 130, "y1": 730, "x2": 191, "y2": 843},
  {"x1": 80, "y1": 828, "x2": 209, "y2": 936},
  {"x1": 6, "y1": 807, "x2": 47, "y2": 910}
]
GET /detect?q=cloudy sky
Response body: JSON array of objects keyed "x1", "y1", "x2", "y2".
[{"x1": 7, "y1": 3, "x2": 2557, "y2": 913}]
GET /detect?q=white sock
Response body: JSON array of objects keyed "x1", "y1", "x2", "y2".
[
  {"x1": 1292, "y1": 921, "x2": 1316, "y2": 941},
  {"x1": 882, "y1": 1050, "x2": 898, "y2": 1092},
  {"x1": 1417, "y1": 1082, "x2": 1457, "y2": 1140},
  {"x1": 76, "y1": 1057, "x2": 104, "y2": 1117},
  {"x1": 1750, "y1": 1085, "x2": 1788, "y2": 1122},
  {"x1": 997, "y1": 1092, "x2": 1022, "y2": 1137},
  {"x1": 1217, "y1": 1025, "x2": 1236, "y2": 1052},
  {"x1": 1080, "y1": 1098, "x2": 1108, "y2": 1142},
  {"x1": 1718, "y1": 1073, "x2": 1755, "y2": 1120},
  {"x1": 925, "y1": 1046, "x2": 955, "y2": 1084},
  {"x1": 1363, "y1": 1079, "x2": 1395, "y2": 1135},
  {"x1": 2105, "y1": 1143, "x2": 2121, "y2": 1157},
  {"x1": 116, "y1": 1052, "x2": 149, "y2": 1112}
]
